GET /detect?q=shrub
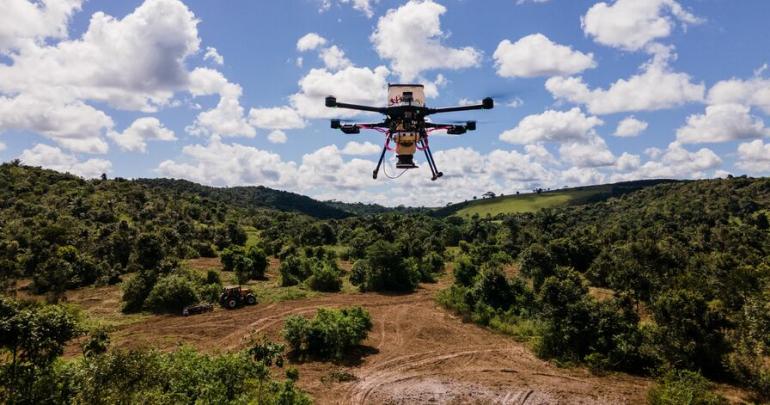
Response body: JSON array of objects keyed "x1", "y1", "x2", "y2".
[
  {"x1": 283, "y1": 307, "x2": 372, "y2": 359},
  {"x1": 453, "y1": 255, "x2": 478, "y2": 287},
  {"x1": 245, "y1": 246, "x2": 269, "y2": 280},
  {"x1": 279, "y1": 255, "x2": 312, "y2": 287},
  {"x1": 144, "y1": 274, "x2": 200, "y2": 314},
  {"x1": 354, "y1": 241, "x2": 419, "y2": 292},
  {"x1": 306, "y1": 261, "x2": 342, "y2": 292},
  {"x1": 121, "y1": 271, "x2": 156, "y2": 313},
  {"x1": 647, "y1": 370, "x2": 727, "y2": 405},
  {"x1": 220, "y1": 246, "x2": 244, "y2": 272}
]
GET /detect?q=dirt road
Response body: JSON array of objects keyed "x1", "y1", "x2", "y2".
[{"x1": 105, "y1": 278, "x2": 652, "y2": 404}]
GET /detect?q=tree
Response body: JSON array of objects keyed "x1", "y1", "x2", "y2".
[
  {"x1": 135, "y1": 233, "x2": 165, "y2": 270},
  {"x1": 245, "y1": 246, "x2": 269, "y2": 280},
  {"x1": 144, "y1": 274, "x2": 200, "y2": 313}
]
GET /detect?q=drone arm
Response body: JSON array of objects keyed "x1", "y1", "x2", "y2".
[
  {"x1": 326, "y1": 96, "x2": 387, "y2": 114},
  {"x1": 426, "y1": 97, "x2": 494, "y2": 115}
]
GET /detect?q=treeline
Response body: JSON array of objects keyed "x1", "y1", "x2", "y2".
[{"x1": 438, "y1": 177, "x2": 770, "y2": 400}]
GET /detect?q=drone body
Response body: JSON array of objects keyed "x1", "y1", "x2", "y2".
[{"x1": 325, "y1": 84, "x2": 493, "y2": 180}]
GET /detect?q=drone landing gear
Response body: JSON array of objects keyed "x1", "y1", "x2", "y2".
[{"x1": 420, "y1": 139, "x2": 443, "y2": 181}]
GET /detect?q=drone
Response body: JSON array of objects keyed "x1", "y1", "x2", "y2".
[{"x1": 325, "y1": 84, "x2": 493, "y2": 180}]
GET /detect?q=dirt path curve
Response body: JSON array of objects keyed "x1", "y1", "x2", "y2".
[{"x1": 106, "y1": 278, "x2": 652, "y2": 404}]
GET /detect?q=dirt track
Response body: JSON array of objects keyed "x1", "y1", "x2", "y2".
[{"x1": 101, "y1": 276, "x2": 652, "y2": 404}]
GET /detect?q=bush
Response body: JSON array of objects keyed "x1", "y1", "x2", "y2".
[
  {"x1": 648, "y1": 370, "x2": 727, "y2": 405},
  {"x1": 306, "y1": 261, "x2": 342, "y2": 292},
  {"x1": 353, "y1": 241, "x2": 419, "y2": 292},
  {"x1": 279, "y1": 255, "x2": 312, "y2": 287},
  {"x1": 245, "y1": 246, "x2": 269, "y2": 279},
  {"x1": 144, "y1": 274, "x2": 200, "y2": 314},
  {"x1": 283, "y1": 307, "x2": 372, "y2": 359},
  {"x1": 453, "y1": 255, "x2": 478, "y2": 287},
  {"x1": 220, "y1": 246, "x2": 244, "y2": 272},
  {"x1": 121, "y1": 271, "x2": 156, "y2": 313}
]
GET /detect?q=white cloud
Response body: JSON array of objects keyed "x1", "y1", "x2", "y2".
[
  {"x1": 341, "y1": 141, "x2": 381, "y2": 155},
  {"x1": 297, "y1": 33, "x2": 327, "y2": 52},
  {"x1": 0, "y1": 95, "x2": 112, "y2": 153},
  {"x1": 611, "y1": 141, "x2": 721, "y2": 181},
  {"x1": 736, "y1": 140, "x2": 770, "y2": 173},
  {"x1": 546, "y1": 54, "x2": 704, "y2": 115},
  {"x1": 559, "y1": 136, "x2": 616, "y2": 168},
  {"x1": 19, "y1": 143, "x2": 111, "y2": 178},
  {"x1": 614, "y1": 116, "x2": 648, "y2": 137},
  {"x1": 248, "y1": 106, "x2": 306, "y2": 130},
  {"x1": 319, "y1": 45, "x2": 352, "y2": 71},
  {"x1": 203, "y1": 46, "x2": 224, "y2": 65},
  {"x1": 615, "y1": 152, "x2": 641, "y2": 172},
  {"x1": 156, "y1": 137, "x2": 297, "y2": 187},
  {"x1": 582, "y1": 0, "x2": 703, "y2": 52},
  {"x1": 0, "y1": 0, "x2": 201, "y2": 112},
  {"x1": 370, "y1": 0, "x2": 481, "y2": 81},
  {"x1": 187, "y1": 68, "x2": 254, "y2": 137},
  {"x1": 676, "y1": 104, "x2": 770, "y2": 144},
  {"x1": 108, "y1": 117, "x2": 176, "y2": 152},
  {"x1": 319, "y1": 0, "x2": 377, "y2": 18},
  {"x1": 493, "y1": 34, "x2": 596, "y2": 78},
  {"x1": 0, "y1": 0, "x2": 83, "y2": 54},
  {"x1": 0, "y1": 141, "x2": 6, "y2": 152},
  {"x1": 290, "y1": 65, "x2": 390, "y2": 119},
  {"x1": 707, "y1": 76, "x2": 770, "y2": 115},
  {"x1": 500, "y1": 108, "x2": 603, "y2": 144},
  {"x1": 516, "y1": 0, "x2": 550, "y2": 4},
  {"x1": 267, "y1": 130, "x2": 288, "y2": 144},
  {"x1": 561, "y1": 166, "x2": 606, "y2": 186},
  {"x1": 340, "y1": 0, "x2": 376, "y2": 18}
]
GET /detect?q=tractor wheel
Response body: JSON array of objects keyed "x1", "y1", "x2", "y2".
[
  {"x1": 227, "y1": 298, "x2": 238, "y2": 309},
  {"x1": 246, "y1": 294, "x2": 257, "y2": 305}
]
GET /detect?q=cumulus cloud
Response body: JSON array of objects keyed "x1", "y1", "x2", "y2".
[
  {"x1": 108, "y1": 117, "x2": 176, "y2": 152},
  {"x1": 736, "y1": 140, "x2": 770, "y2": 173},
  {"x1": 203, "y1": 46, "x2": 224, "y2": 65},
  {"x1": 500, "y1": 108, "x2": 603, "y2": 144},
  {"x1": 561, "y1": 167, "x2": 606, "y2": 186},
  {"x1": 677, "y1": 104, "x2": 770, "y2": 144},
  {"x1": 267, "y1": 130, "x2": 288, "y2": 144},
  {"x1": 319, "y1": 45, "x2": 353, "y2": 71},
  {"x1": 297, "y1": 33, "x2": 327, "y2": 52},
  {"x1": 558, "y1": 136, "x2": 616, "y2": 168},
  {"x1": 370, "y1": 0, "x2": 481, "y2": 81},
  {"x1": 19, "y1": 143, "x2": 111, "y2": 178},
  {"x1": 0, "y1": 95, "x2": 112, "y2": 153},
  {"x1": 615, "y1": 152, "x2": 641, "y2": 172},
  {"x1": 707, "y1": 75, "x2": 770, "y2": 115},
  {"x1": 0, "y1": 141, "x2": 6, "y2": 152},
  {"x1": 248, "y1": 107, "x2": 306, "y2": 130},
  {"x1": 0, "y1": 0, "x2": 83, "y2": 54},
  {"x1": 319, "y1": 0, "x2": 377, "y2": 18},
  {"x1": 340, "y1": 0, "x2": 376, "y2": 18},
  {"x1": 0, "y1": 0, "x2": 201, "y2": 112},
  {"x1": 341, "y1": 141, "x2": 381, "y2": 155},
  {"x1": 614, "y1": 116, "x2": 648, "y2": 137},
  {"x1": 546, "y1": 53, "x2": 704, "y2": 115},
  {"x1": 186, "y1": 68, "x2": 254, "y2": 137},
  {"x1": 0, "y1": 0, "x2": 216, "y2": 154},
  {"x1": 290, "y1": 65, "x2": 390, "y2": 119},
  {"x1": 493, "y1": 34, "x2": 596, "y2": 78},
  {"x1": 582, "y1": 0, "x2": 703, "y2": 51},
  {"x1": 611, "y1": 141, "x2": 721, "y2": 181},
  {"x1": 156, "y1": 137, "x2": 297, "y2": 187}
]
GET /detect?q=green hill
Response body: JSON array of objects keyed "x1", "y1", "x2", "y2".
[{"x1": 434, "y1": 179, "x2": 677, "y2": 217}]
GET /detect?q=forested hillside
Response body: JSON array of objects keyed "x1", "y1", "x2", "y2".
[{"x1": 1, "y1": 162, "x2": 769, "y2": 402}]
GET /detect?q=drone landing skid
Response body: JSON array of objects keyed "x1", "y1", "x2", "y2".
[{"x1": 371, "y1": 138, "x2": 443, "y2": 181}]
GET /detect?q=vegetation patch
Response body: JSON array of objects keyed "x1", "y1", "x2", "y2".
[{"x1": 283, "y1": 306, "x2": 373, "y2": 360}]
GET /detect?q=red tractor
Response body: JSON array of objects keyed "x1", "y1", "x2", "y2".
[{"x1": 219, "y1": 286, "x2": 257, "y2": 309}]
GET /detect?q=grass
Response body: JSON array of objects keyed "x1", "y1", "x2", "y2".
[{"x1": 456, "y1": 189, "x2": 605, "y2": 217}]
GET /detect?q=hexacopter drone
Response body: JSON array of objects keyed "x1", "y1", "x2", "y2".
[{"x1": 325, "y1": 84, "x2": 493, "y2": 180}]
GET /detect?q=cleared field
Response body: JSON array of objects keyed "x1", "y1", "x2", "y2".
[{"x1": 439, "y1": 180, "x2": 676, "y2": 218}]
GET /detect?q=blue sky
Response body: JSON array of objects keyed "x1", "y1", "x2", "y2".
[{"x1": 1, "y1": 0, "x2": 769, "y2": 206}]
